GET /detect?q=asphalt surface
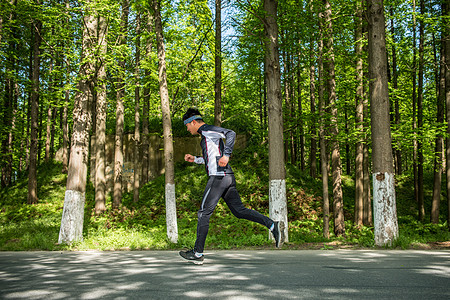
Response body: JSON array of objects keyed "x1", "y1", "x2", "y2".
[{"x1": 0, "y1": 250, "x2": 449, "y2": 299}]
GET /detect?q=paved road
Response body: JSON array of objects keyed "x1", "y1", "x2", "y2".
[{"x1": 0, "y1": 250, "x2": 449, "y2": 299}]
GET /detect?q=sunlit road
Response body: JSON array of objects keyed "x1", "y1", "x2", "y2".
[{"x1": 0, "y1": 250, "x2": 449, "y2": 299}]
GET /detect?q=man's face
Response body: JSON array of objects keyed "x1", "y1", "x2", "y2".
[{"x1": 186, "y1": 121, "x2": 198, "y2": 135}]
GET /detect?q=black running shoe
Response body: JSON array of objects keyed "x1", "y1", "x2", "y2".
[
  {"x1": 272, "y1": 221, "x2": 285, "y2": 248},
  {"x1": 179, "y1": 249, "x2": 204, "y2": 265}
]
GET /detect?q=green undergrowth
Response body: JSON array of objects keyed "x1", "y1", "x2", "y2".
[{"x1": 0, "y1": 148, "x2": 449, "y2": 251}]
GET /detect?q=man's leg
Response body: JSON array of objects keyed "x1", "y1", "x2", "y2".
[
  {"x1": 223, "y1": 175, "x2": 273, "y2": 228},
  {"x1": 194, "y1": 176, "x2": 226, "y2": 254}
]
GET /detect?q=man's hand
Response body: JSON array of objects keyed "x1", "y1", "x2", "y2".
[
  {"x1": 218, "y1": 155, "x2": 229, "y2": 167},
  {"x1": 185, "y1": 154, "x2": 195, "y2": 163}
]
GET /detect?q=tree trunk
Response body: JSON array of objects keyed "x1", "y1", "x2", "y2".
[
  {"x1": 368, "y1": 0, "x2": 398, "y2": 246},
  {"x1": 94, "y1": 14, "x2": 107, "y2": 215},
  {"x1": 412, "y1": 1, "x2": 419, "y2": 221},
  {"x1": 323, "y1": 0, "x2": 344, "y2": 237},
  {"x1": 354, "y1": 0, "x2": 364, "y2": 227},
  {"x1": 141, "y1": 12, "x2": 154, "y2": 184},
  {"x1": 297, "y1": 57, "x2": 304, "y2": 169},
  {"x1": 59, "y1": 9, "x2": 96, "y2": 244},
  {"x1": 308, "y1": 6, "x2": 317, "y2": 178},
  {"x1": 113, "y1": 0, "x2": 129, "y2": 209},
  {"x1": 264, "y1": 0, "x2": 288, "y2": 242},
  {"x1": 62, "y1": 0, "x2": 71, "y2": 174},
  {"x1": 154, "y1": 0, "x2": 178, "y2": 243},
  {"x1": 27, "y1": 1, "x2": 41, "y2": 205},
  {"x1": 45, "y1": 106, "x2": 52, "y2": 162},
  {"x1": 444, "y1": 0, "x2": 450, "y2": 230},
  {"x1": 317, "y1": 6, "x2": 329, "y2": 238},
  {"x1": 431, "y1": 37, "x2": 444, "y2": 224},
  {"x1": 133, "y1": 12, "x2": 141, "y2": 203},
  {"x1": 214, "y1": 0, "x2": 222, "y2": 127},
  {"x1": 417, "y1": 0, "x2": 425, "y2": 221},
  {"x1": 363, "y1": 22, "x2": 373, "y2": 226},
  {"x1": 309, "y1": 36, "x2": 317, "y2": 178},
  {"x1": 62, "y1": 89, "x2": 69, "y2": 174}
]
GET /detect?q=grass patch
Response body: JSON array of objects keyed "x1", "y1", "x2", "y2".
[{"x1": 0, "y1": 150, "x2": 449, "y2": 251}]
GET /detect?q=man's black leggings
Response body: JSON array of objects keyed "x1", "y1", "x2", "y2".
[{"x1": 194, "y1": 175, "x2": 274, "y2": 253}]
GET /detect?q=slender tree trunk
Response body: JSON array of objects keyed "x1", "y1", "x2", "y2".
[
  {"x1": 94, "y1": 14, "x2": 107, "y2": 215},
  {"x1": 417, "y1": 0, "x2": 425, "y2": 221},
  {"x1": 345, "y1": 109, "x2": 350, "y2": 175},
  {"x1": 141, "y1": 12, "x2": 153, "y2": 184},
  {"x1": 133, "y1": 12, "x2": 141, "y2": 203},
  {"x1": 62, "y1": 0, "x2": 70, "y2": 174},
  {"x1": 264, "y1": 0, "x2": 288, "y2": 243},
  {"x1": 297, "y1": 57, "x2": 304, "y2": 169},
  {"x1": 317, "y1": 6, "x2": 329, "y2": 238},
  {"x1": 412, "y1": 0, "x2": 419, "y2": 219},
  {"x1": 431, "y1": 37, "x2": 445, "y2": 224},
  {"x1": 45, "y1": 105, "x2": 52, "y2": 162},
  {"x1": 45, "y1": 57, "x2": 53, "y2": 162},
  {"x1": 368, "y1": 0, "x2": 398, "y2": 246},
  {"x1": 354, "y1": 0, "x2": 364, "y2": 226},
  {"x1": 45, "y1": 58, "x2": 53, "y2": 162},
  {"x1": 214, "y1": 0, "x2": 222, "y2": 126},
  {"x1": 59, "y1": 8, "x2": 96, "y2": 244},
  {"x1": 62, "y1": 89, "x2": 69, "y2": 174},
  {"x1": 443, "y1": 0, "x2": 450, "y2": 230},
  {"x1": 113, "y1": 0, "x2": 129, "y2": 209},
  {"x1": 323, "y1": 0, "x2": 344, "y2": 237},
  {"x1": 154, "y1": 0, "x2": 178, "y2": 243},
  {"x1": 309, "y1": 36, "x2": 317, "y2": 178},
  {"x1": 282, "y1": 45, "x2": 293, "y2": 164},
  {"x1": 362, "y1": 15, "x2": 373, "y2": 226},
  {"x1": 27, "y1": 1, "x2": 41, "y2": 205}
]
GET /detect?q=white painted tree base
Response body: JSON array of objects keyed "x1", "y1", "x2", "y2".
[
  {"x1": 372, "y1": 172, "x2": 398, "y2": 246},
  {"x1": 58, "y1": 190, "x2": 86, "y2": 244},
  {"x1": 165, "y1": 183, "x2": 178, "y2": 243},
  {"x1": 269, "y1": 179, "x2": 288, "y2": 242}
]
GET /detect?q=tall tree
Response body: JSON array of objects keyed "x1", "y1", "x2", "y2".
[
  {"x1": 94, "y1": 14, "x2": 107, "y2": 215},
  {"x1": 368, "y1": 0, "x2": 398, "y2": 246},
  {"x1": 412, "y1": 0, "x2": 419, "y2": 218},
  {"x1": 318, "y1": 12, "x2": 329, "y2": 238},
  {"x1": 141, "y1": 12, "x2": 154, "y2": 184},
  {"x1": 431, "y1": 31, "x2": 445, "y2": 224},
  {"x1": 363, "y1": 18, "x2": 372, "y2": 226},
  {"x1": 113, "y1": 0, "x2": 129, "y2": 209},
  {"x1": 323, "y1": 0, "x2": 344, "y2": 237},
  {"x1": 154, "y1": 0, "x2": 178, "y2": 243},
  {"x1": 264, "y1": 0, "x2": 288, "y2": 241},
  {"x1": 444, "y1": 0, "x2": 450, "y2": 230},
  {"x1": 417, "y1": 0, "x2": 425, "y2": 221},
  {"x1": 309, "y1": 36, "x2": 317, "y2": 178},
  {"x1": 61, "y1": 0, "x2": 71, "y2": 175},
  {"x1": 133, "y1": 12, "x2": 141, "y2": 203},
  {"x1": 45, "y1": 102, "x2": 52, "y2": 161},
  {"x1": 59, "y1": 3, "x2": 96, "y2": 243},
  {"x1": 354, "y1": 0, "x2": 364, "y2": 226},
  {"x1": 27, "y1": 0, "x2": 42, "y2": 205},
  {"x1": 214, "y1": 0, "x2": 222, "y2": 126},
  {"x1": 62, "y1": 88, "x2": 69, "y2": 174}
]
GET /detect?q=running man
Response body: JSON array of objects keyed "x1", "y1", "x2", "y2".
[{"x1": 179, "y1": 108, "x2": 285, "y2": 264}]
